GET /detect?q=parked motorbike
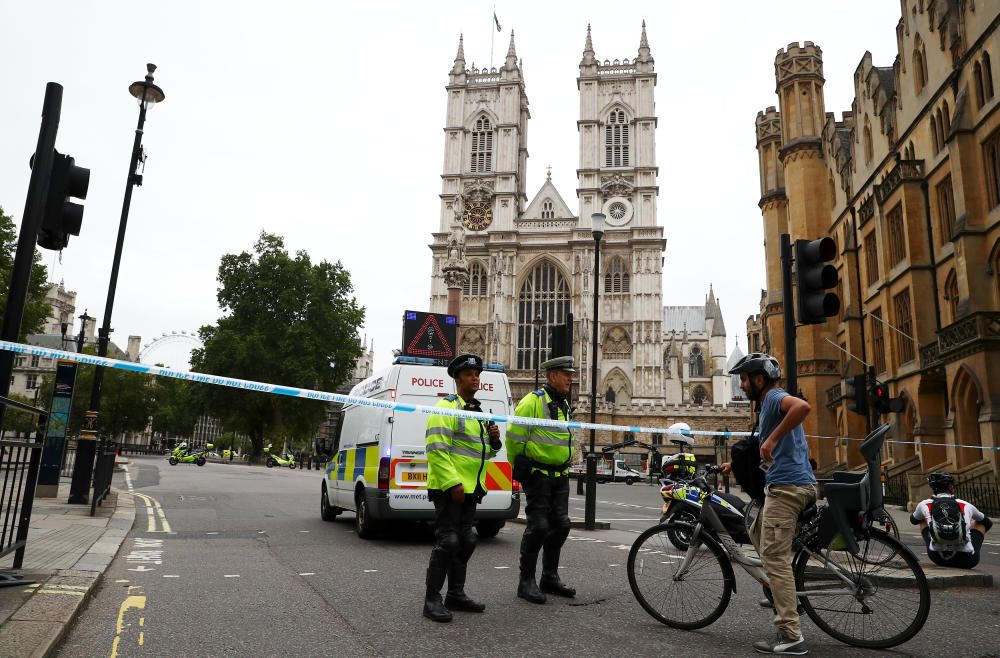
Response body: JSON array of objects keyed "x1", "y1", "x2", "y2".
[
  {"x1": 264, "y1": 443, "x2": 296, "y2": 469},
  {"x1": 169, "y1": 443, "x2": 214, "y2": 467}
]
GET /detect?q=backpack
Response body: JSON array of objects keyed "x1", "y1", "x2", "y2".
[
  {"x1": 928, "y1": 496, "x2": 967, "y2": 547},
  {"x1": 730, "y1": 433, "x2": 766, "y2": 502}
]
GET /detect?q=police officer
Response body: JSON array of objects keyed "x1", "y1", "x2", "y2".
[
  {"x1": 422, "y1": 353, "x2": 502, "y2": 623},
  {"x1": 507, "y1": 355, "x2": 576, "y2": 604}
]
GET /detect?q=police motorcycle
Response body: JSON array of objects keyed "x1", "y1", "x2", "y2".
[
  {"x1": 169, "y1": 442, "x2": 214, "y2": 467},
  {"x1": 264, "y1": 443, "x2": 296, "y2": 469}
]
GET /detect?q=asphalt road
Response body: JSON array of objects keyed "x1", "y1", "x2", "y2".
[{"x1": 57, "y1": 457, "x2": 999, "y2": 657}]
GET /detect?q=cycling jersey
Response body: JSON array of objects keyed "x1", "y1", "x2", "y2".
[{"x1": 910, "y1": 495, "x2": 987, "y2": 553}]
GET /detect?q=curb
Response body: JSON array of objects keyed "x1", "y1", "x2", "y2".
[
  {"x1": 508, "y1": 516, "x2": 612, "y2": 530},
  {"x1": 0, "y1": 489, "x2": 136, "y2": 657}
]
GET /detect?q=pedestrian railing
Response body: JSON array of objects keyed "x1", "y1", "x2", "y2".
[
  {"x1": 882, "y1": 470, "x2": 909, "y2": 507},
  {"x1": 89, "y1": 437, "x2": 118, "y2": 516},
  {"x1": 955, "y1": 478, "x2": 1000, "y2": 516},
  {"x1": 0, "y1": 396, "x2": 47, "y2": 572}
]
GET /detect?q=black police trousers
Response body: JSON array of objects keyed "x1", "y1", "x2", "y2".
[
  {"x1": 519, "y1": 473, "x2": 571, "y2": 570},
  {"x1": 428, "y1": 494, "x2": 479, "y2": 572}
]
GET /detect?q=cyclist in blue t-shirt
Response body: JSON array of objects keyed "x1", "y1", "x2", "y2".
[{"x1": 723, "y1": 352, "x2": 816, "y2": 655}]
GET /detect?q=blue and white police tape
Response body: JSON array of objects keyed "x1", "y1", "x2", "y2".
[{"x1": 2, "y1": 340, "x2": 996, "y2": 451}]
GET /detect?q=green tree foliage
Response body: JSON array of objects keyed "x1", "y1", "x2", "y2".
[
  {"x1": 0, "y1": 393, "x2": 43, "y2": 434},
  {"x1": 190, "y1": 233, "x2": 365, "y2": 456},
  {"x1": 150, "y1": 377, "x2": 199, "y2": 439},
  {"x1": 35, "y1": 349, "x2": 155, "y2": 439},
  {"x1": 0, "y1": 206, "x2": 52, "y2": 340}
]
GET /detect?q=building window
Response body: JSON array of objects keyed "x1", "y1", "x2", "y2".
[
  {"x1": 463, "y1": 261, "x2": 487, "y2": 298},
  {"x1": 941, "y1": 101, "x2": 951, "y2": 137},
  {"x1": 470, "y1": 116, "x2": 493, "y2": 173},
  {"x1": 944, "y1": 269, "x2": 959, "y2": 323},
  {"x1": 983, "y1": 52, "x2": 995, "y2": 104},
  {"x1": 936, "y1": 175, "x2": 956, "y2": 244},
  {"x1": 985, "y1": 129, "x2": 1000, "y2": 208},
  {"x1": 541, "y1": 199, "x2": 554, "y2": 219},
  {"x1": 863, "y1": 118, "x2": 873, "y2": 163},
  {"x1": 975, "y1": 61, "x2": 986, "y2": 108},
  {"x1": 30, "y1": 355, "x2": 40, "y2": 368},
  {"x1": 692, "y1": 386, "x2": 708, "y2": 405},
  {"x1": 930, "y1": 115, "x2": 939, "y2": 154},
  {"x1": 603, "y1": 257, "x2": 630, "y2": 294},
  {"x1": 913, "y1": 36, "x2": 927, "y2": 94},
  {"x1": 14, "y1": 356, "x2": 25, "y2": 367},
  {"x1": 25, "y1": 374, "x2": 38, "y2": 390},
  {"x1": 516, "y1": 261, "x2": 570, "y2": 370},
  {"x1": 605, "y1": 109, "x2": 630, "y2": 167},
  {"x1": 871, "y1": 308, "x2": 887, "y2": 374},
  {"x1": 886, "y1": 204, "x2": 907, "y2": 268},
  {"x1": 893, "y1": 289, "x2": 915, "y2": 365},
  {"x1": 864, "y1": 232, "x2": 880, "y2": 287},
  {"x1": 689, "y1": 346, "x2": 705, "y2": 377}
]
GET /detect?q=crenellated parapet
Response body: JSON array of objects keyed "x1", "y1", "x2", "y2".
[
  {"x1": 756, "y1": 106, "x2": 785, "y2": 203},
  {"x1": 775, "y1": 42, "x2": 826, "y2": 152},
  {"x1": 774, "y1": 41, "x2": 824, "y2": 88}
]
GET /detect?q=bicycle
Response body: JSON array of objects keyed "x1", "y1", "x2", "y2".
[{"x1": 627, "y1": 424, "x2": 930, "y2": 649}]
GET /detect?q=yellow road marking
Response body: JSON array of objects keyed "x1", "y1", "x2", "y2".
[
  {"x1": 109, "y1": 593, "x2": 146, "y2": 658},
  {"x1": 138, "y1": 631, "x2": 144, "y2": 646},
  {"x1": 132, "y1": 493, "x2": 171, "y2": 533}
]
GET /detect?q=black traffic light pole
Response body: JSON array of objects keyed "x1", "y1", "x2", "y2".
[
  {"x1": 0, "y1": 84, "x2": 62, "y2": 426},
  {"x1": 69, "y1": 65, "x2": 162, "y2": 504},
  {"x1": 780, "y1": 234, "x2": 798, "y2": 396}
]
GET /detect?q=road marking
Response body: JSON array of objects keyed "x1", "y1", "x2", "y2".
[
  {"x1": 128, "y1": 566, "x2": 155, "y2": 572},
  {"x1": 163, "y1": 575, "x2": 180, "y2": 578},
  {"x1": 608, "y1": 564, "x2": 620, "y2": 567},
  {"x1": 299, "y1": 572, "x2": 316, "y2": 576},
  {"x1": 363, "y1": 569, "x2": 378, "y2": 573},
  {"x1": 109, "y1": 587, "x2": 146, "y2": 658},
  {"x1": 132, "y1": 492, "x2": 171, "y2": 533},
  {"x1": 206, "y1": 532, "x2": 219, "y2": 535},
  {"x1": 493, "y1": 566, "x2": 510, "y2": 569},
  {"x1": 300, "y1": 530, "x2": 310, "y2": 533},
  {"x1": 224, "y1": 574, "x2": 240, "y2": 578},
  {"x1": 123, "y1": 466, "x2": 134, "y2": 493}
]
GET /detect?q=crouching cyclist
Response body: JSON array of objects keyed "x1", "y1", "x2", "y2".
[{"x1": 910, "y1": 472, "x2": 993, "y2": 569}]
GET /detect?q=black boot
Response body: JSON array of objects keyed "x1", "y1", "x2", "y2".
[
  {"x1": 539, "y1": 547, "x2": 576, "y2": 597},
  {"x1": 422, "y1": 566, "x2": 453, "y2": 622},
  {"x1": 517, "y1": 552, "x2": 546, "y2": 604},
  {"x1": 445, "y1": 563, "x2": 485, "y2": 612}
]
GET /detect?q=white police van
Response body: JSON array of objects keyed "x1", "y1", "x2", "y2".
[{"x1": 320, "y1": 356, "x2": 520, "y2": 538}]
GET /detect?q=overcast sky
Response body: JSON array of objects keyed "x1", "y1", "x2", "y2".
[{"x1": 0, "y1": 1, "x2": 904, "y2": 373}]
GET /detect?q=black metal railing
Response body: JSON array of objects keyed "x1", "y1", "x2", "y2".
[
  {"x1": 89, "y1": 438, "x2": 118, "y2": 517},
  {"x1": 118, "y1": 442, "x2": 159, "y2": 455},
  {"x1": 955, "y1": 478, "x2": 1000, "y2": 516},
  {"x1": 0, "y1": 396, "x2": 46, "y2": 571},
  {"x1": 882, "y1": 470, "x2": 909, "y2": 507}
]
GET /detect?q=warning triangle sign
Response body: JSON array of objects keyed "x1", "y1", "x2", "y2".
[{"x1": 406, "y1": 313, "x2": 454, "y2": 357}]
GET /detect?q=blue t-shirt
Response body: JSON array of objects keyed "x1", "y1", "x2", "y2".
[{"x1": 759, "y1": 387, "x2": 816, "y2": 486}]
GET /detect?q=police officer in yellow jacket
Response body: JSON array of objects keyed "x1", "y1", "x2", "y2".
[
  {"x1": 422, "y1": 353, "x2": 502, "y2": 623},
  {"x1": 507, "y1": 355, "x2": 576, "y2": 603}
]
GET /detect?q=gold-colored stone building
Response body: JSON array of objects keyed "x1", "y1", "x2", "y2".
[{"x1": 750, "y1": 2, "x2": 999, "y2": 503}]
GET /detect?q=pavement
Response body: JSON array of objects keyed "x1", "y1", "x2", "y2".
[{"x1": 0, "y1": 476, "x2": 135, "y2": 658}]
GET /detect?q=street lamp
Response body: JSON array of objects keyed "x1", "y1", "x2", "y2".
[
  {"x1": 68, "y1": 64, "x2": 165, "y2": 505},
  {"x1": 585, "y1": 212, "x2": 604, "y2": 530},
  {"x1": 532, "y1": 314, "x2": 543, "y2": 388},
  {"x1": 60, "y1": 310, "x2": 94, "y2": 353}
]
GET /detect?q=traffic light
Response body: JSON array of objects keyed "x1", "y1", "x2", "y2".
[
  {"x1": 871, "y1": 382, "x2": 905, "y2": 416},
  {"x1": 36, "y1": 150, "x2": 89, "y2": 250},
  {"x1": 845, "y1": 373, "x2": 868, "y2": 416},
  {"x1": 795, "y1": 237, "x2": 840, "y2": 324}
]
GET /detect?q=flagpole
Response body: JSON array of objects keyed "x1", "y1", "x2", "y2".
[{"x1": 490, "y1": 4, "x2": 496, "y2": 69}]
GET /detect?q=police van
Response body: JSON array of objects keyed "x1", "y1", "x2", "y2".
[{"x1": 320, "y1": 356, "x2": 520, "y2": 539}]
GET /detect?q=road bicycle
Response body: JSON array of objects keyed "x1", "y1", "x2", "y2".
[{"x1": 627, "y1": 424, "x2": 930, "y2": 649}]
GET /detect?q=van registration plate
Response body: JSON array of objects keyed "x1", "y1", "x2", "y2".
[{"x1": 401, "y1": 471, "x2": 427, "y2": 483}]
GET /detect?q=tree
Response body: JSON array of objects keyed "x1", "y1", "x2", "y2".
[
  {"x1": 0, "y1": 393, "x2": 42, "y2": 434},
  {"x1": 0, "y1": 206, "x2": 51, "y2": 340},
  {"x1": 150, "y1": 376, "x2": 199, "y2": 439},
  {"x1": 190, "y1": 233, "x2": 365, "y2": 456}
]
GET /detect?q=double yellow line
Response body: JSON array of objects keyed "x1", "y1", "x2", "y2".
[{"x1": 132, "y1": 493, "x2": 171, "y2": 533}]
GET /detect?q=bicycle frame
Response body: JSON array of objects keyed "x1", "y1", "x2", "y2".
[{"x1": 674, "y1": 487, "x2": 860, "y2": 597}]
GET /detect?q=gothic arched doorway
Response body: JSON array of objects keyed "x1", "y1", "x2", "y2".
[{"x1": 951, "y1": 367, "x2": 984, "y2": 469}]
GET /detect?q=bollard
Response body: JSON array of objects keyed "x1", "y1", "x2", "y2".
[{"x1": 576, "y1": 475, "x2": 584, "y2": 495}]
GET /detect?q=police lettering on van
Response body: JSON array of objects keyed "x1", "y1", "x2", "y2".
[{"x1": 319, "y1": 356, "x2": 519, "y2": 539}]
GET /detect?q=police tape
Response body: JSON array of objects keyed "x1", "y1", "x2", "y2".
[{"x1": 2, "y1": 340, "x2": 997, "y2": 452}]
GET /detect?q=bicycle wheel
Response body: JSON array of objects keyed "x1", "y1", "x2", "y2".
[
  {"x1": 795, "y1": 528, "x2": 930, "y2": 649},
  {"x1": 860, "y1": 508, "x2": 900, "y2": 565},
  {"x1": 627, "y1": 522, "x2": 733, "y2": 630}
]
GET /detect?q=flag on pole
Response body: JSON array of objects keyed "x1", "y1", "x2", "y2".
[{"x1": 493, "y1": 12, "x2": 502, "y2": 32}]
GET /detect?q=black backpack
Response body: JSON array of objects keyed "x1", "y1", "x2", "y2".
[
  {"x1": 730, "y1": 432, "x2": 766, "y2": 502},
  {"x1": 928, "y1": 496, "x2": 967, "y2": 546}
]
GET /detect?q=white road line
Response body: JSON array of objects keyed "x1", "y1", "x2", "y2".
[
  {"x1": 299, "y1": 572, "x2": 316, "y2": 576},
  {"x1": 299, "y1": 530, "x2": 310, "y2": 533},
  {"x1": 223, "y1": 575, "x2": 240, "y2": 578},
  {"x1": 162, "y1": 575, "x2": 179, "y2": 578},
  {"x1": 363, "y1": 570, "x2": 378, "y2": 573},
  {"x1": 493, "y1": 566, "x2": 510, "y2": 569},
  {"x1": 123, "y1": 466, "x2": 134, "y2": 492},
  {"x1": 206, "y1": 532, "x2": 219, "y2": 535},
  {"x1": 608, "y1": 564, "x2": 620, "y2": 567}
]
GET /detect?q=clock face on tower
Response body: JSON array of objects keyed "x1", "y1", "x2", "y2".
[{"x1": 462, "y1": 200, "x2": 493, "y2": 231}]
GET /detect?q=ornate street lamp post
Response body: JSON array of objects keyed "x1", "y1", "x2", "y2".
[
  {"x1": 585, "y1": 212, "x2": 604, "y2": 530},
  {"x1": 69, "y1": 64, "x2": 165, "y2": 504}
]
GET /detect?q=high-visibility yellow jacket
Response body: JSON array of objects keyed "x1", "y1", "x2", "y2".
[
  {"x1": 507, "y1": 389, "x2": 573, "y2": 476},
  {"x1": 425, "y1": 395, "x2": 499, "y2": 493}
]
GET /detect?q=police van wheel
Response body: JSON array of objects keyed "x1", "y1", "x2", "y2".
[
  {"x1": 321, "y1": 485, "x2": 341, "y2": 521},
  {"x1": 355, "y1": 491, "x2": 380, "y2": 539},
  {"x1": 476, "y1": 520, "x2": 504, "y2": 539},
  {"x1": 625, "y1": 477, "x2": 636, "y2": 486}
]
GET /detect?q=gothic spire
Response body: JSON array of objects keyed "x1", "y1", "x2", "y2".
[
  {"x1": 637, "y1": 19, "x2": 653, "y2": 67},
  {"x1": 505, "y1": 30, "x2": 518, "y2": 69},
  {"x1": 452, "y1": 34, "x2": 466, "y2": 74},
  {"x1": 581, "y1": 23, "x2": 597, "y2": 66}
]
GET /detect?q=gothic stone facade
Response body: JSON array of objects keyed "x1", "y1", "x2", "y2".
[{"x1": 754, "y1": 2, "x2": 1000, "y2": 495}]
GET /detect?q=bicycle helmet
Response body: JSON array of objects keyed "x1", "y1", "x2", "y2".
[
  {"x1": 728, "y1": 352, "x2": 782, "y2": 381},
  {"x1": 927, "y1": 471, "x2": 954, "y2": 493},
  {"x1": 662, "y1": 452, "x2": 697, "y2": 479}
]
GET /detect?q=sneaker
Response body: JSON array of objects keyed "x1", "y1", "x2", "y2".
[{"x1": 753, "y1": 631, "x2": 807, "y2": 655}]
